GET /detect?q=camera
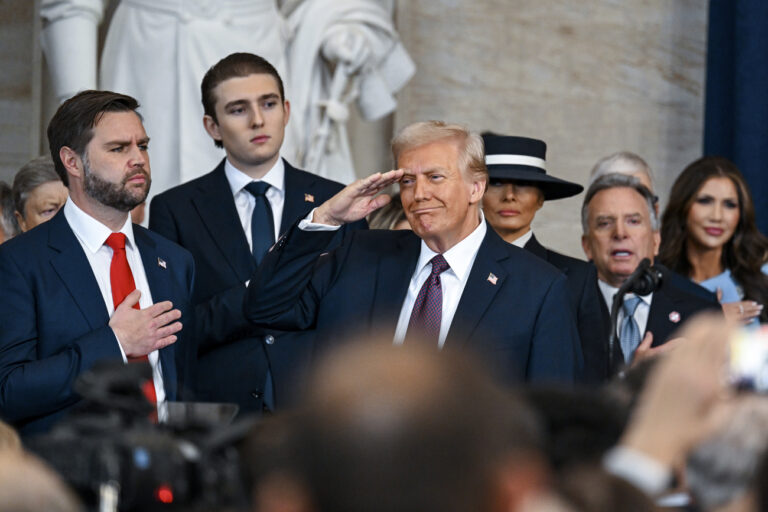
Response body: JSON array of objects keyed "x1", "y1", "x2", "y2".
[{"x1": 25, "y1": 361, "x2": 255, "y2": 512}]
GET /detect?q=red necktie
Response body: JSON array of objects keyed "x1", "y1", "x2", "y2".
[
  {"x1": 105, "y1": 233, "x2": 156, "y2": 406},
  {"x1": 405, "y1": 254, "x2": 450, "y2": 345}
]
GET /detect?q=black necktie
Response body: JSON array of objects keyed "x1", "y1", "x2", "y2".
[{"x1": 244, "y1": 181, "x2": 275, "y2": 265}]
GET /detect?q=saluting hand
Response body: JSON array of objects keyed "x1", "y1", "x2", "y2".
[{"x1": 312, "y1": 169, "x2": 404, "y2": 226}]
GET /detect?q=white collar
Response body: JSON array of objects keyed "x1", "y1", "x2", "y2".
[
  {"x1": 64, "y1": 198, "x2": 135, "y2": 254},
  {"x1": 597, "y1": 278, "x2": 652, "y2": 309},
  {"x1": 511, "y1": 229, "x2": 534, "y2": 248},
  {"x1": 224, "y1": 157, "x2": 285, "y2": 196},
  {"x1": 414, "y1": 211, "x2": 487, "y2": 281}
]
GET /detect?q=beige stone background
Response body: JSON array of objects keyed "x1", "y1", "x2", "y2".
[{"x1": 1, "y1": 0, "x2": 708, "y2": 257}]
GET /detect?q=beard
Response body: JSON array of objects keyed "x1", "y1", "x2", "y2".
[{"x1": 83, "y1": 156, "x2": 151, "y2": 212}]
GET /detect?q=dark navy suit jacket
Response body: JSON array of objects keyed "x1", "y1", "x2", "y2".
[
  {"x1": 0, "y1": 210, "x2": 195, "y2": 435},
  {"x1": 245, "y1": 223, "x2": 582, "y2": 384},
  {"x1": 149, "y1": 159, "x2": 363, "y2": 411},
  {"x1": 585, "y1": 263, "x2": 721, "y2": 381},
  {"x1": 524, "y1": 235, "x2": 603, "y2": 384}
]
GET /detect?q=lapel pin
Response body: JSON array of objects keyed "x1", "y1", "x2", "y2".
[
  {"x1": 669, "y1": 311, "x2": 680, "y2": 323},
  {"x1": 304, "y1": 193, "x2": 315, "y2": 203},
  {"x1": 158, "y1": 257, "x2": 167, "y2": 269},
  {"x1": 487, "y1": 273, "x2": 498, "y2": 285}
]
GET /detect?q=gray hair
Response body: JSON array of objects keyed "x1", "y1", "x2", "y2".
[
  {"x1": 581, "y1": 173, "x2": 659, "y2": 234},
  {"x1": 391, "y1": 121, "x2": 487, "y2": 183},
  {"x1": 589, "y1": 151, "x2": 655, "y2": 191},
  {"x1": 0, "y1": 181, "x2": 20, "y2": 240},
  {"x1": 686, "y1": 396, "x2": 768, "y2": 510},
  {"x1": 12, "y1": 157, "x2": 60, "y2": 220}
]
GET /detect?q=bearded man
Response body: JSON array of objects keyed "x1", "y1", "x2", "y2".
[{"x1": 0, "y1": 90, "x2": 196, "y2": 436}]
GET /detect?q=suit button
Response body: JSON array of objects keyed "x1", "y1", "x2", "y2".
[
  {"x1": 265, "y1": 335, "x2": 275, "y2": 345},
  {"x1": 251, "y1": 391, "x2": 263, "y2": 400}
]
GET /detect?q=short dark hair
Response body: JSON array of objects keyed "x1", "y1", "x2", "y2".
[
  {"x1": 47, "y1": 90, "x2": 140, "y2": 186},
  {"x1": 200, "y1": 53, "x2": 285, "y2": 148}
]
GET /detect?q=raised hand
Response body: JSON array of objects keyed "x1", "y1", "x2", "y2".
[
  {"x1": 312, "y1": 169, "x2": 404, "y2": 226},
  {"x1": 109, "y1": 289, "x2": 183, "y2": 357}
]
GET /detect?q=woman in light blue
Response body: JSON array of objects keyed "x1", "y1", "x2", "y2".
[{"x1": 659, "y1": 157, "x2": 768, "y2": 326}]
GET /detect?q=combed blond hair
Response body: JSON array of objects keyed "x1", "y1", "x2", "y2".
[{"x1": 391, "y1": 121, "x2": 487, "y2": 184}]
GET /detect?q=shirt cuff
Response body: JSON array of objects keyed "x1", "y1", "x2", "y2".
[
  {"x1": 603, "y1": 445, "x2": 672, "y2": 497},
  {"x1": 298, "y1": 208, "x2": 341, "y2": 231}
]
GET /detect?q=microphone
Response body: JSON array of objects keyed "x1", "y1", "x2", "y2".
[{"x1": 607, "y1": 258, "x2": 663, "y2": 373}]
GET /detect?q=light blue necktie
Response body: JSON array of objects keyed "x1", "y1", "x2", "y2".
[{"x1": 620, "y1": 295, "x2": 643, "y2": 363}]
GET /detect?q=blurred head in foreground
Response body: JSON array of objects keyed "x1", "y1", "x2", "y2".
[{"x1": 292, "y1": 341, "x2": 548, "y2": 512}]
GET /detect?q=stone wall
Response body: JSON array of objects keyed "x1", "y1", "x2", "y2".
[
  {"x1": 0, "y1": 0, "x2": 42, "y2": 185},
  {"x1": 394, "y1": 0, "x2": 708, "y2": 257}
]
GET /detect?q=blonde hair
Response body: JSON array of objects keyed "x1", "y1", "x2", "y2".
[{"x1": 391, "y1": 121, "x2": 487, "y2": 184}]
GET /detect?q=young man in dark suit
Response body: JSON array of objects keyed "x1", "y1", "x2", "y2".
[
  {"x1": 150, "y1": 53, "x2": 362, "y2": 413},
  {"x1": 0, "y1": 90, "x2": 195, "y2": 435},
  {"x1": 246, "y1": 121, "x2": 582, "y2": 384},
  {"x1": 580, "y1": 173, "x2": 721, "y2": 382}
]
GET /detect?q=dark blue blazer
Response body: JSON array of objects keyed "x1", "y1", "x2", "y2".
[
  {"x1": 246, "y1": 223, "x2": 582, "y2": 384},
  {"x1": 584, "y1": 263, "x2": 721, "y2": 382},
  {"x1": 0, "y1": 210, "x2": 195, "y2": 435},
  {"x1": 524, "y1": 235, "x2": 603, "y2": 384},
  {"x1": 149, "y1": 159, "x2": 363, "y2": 411}
]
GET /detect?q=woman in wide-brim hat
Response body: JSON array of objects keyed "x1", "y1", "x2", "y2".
[{"x1": 481, "y1": 133, "x2": 583, "y2": 252}]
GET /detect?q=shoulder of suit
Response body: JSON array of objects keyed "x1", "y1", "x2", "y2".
[
  {"x1": 545, "y1": 247, "x2": 590, "y2": 272},
  {"x1": 657, "y1": 265, "x2": 720, "y2": 308},
  {"x1": 0, "y1": 219, "x2": 52, "y2": 257},
  {"x1": 492, "y1": 233, "x2": 564, "y2": 281},
  {"x1": 286, "y1": 164, "x2": 346, "y2": 193},
  {"x1": 152, "y1": 166, "x2": 223, "y2": 204}
]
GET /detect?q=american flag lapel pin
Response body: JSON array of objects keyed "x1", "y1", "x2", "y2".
[
  {"x1": 304, "y1": 193, "x2": 315, "y2": 203},
  {"x1": 487, "y1": 273, "x2": 498, "y2": 285},
  {"x1": 669, "y1": 311, "x2": 680, "y2": 323},
  {"x1": 158, "y1": 257, "x2": 167, "y2": 269}
]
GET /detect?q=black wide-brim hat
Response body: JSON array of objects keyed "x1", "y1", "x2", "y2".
[{"x1": 482, "y1": 133, "x2": 584, "y2": 200}]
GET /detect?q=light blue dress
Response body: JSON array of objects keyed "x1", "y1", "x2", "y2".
[{"x1": 697, "y1": 263, "x2": 768, "y2": 328}]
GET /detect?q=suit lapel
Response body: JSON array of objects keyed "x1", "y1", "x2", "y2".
[
  {"x1": 48, "y1": 212, "x2": 111, "y2": 329},
  {"x1": 645, "y1": 284, "x2": 679, "y2": 346},
  {"x1": 192, "y1": 161, "x2": 255, "y2": 281},
  {"x1": 134, "y1": 227, "x2": 178, "y2": 400},
  {"x1": 371, "y1": 233, "x2": 421, "y2": 340},
  {"x1": 444, "y1": 227, "x2": 508, "y2": 349},
  {"x1": 281, "y1": 161, "x2": 318, "y2": 233}
]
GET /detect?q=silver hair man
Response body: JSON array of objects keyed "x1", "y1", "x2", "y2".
[{"x1": 581, "y1": 173, "x2": 659, "y2": 235}]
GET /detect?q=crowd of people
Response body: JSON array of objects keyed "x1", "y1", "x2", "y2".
[{"x1": 1, "y1": 50, "x2": 768, "y2": 511}]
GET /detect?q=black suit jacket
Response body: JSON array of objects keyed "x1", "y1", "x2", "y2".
[
  {"x1": 149, "y1": 159, "x2": 362, "y2": 411},
  {"x1": 246, "y1": 223, "x2": 582, "y2": 384},
  {"x1": 0, "y1": 210, "x2": 195, "y2": 435},
  {"x1": 585, "y1": 264, "x2": 721, "y2": 381},
  {"x1": 524, "y1": 235, "x2": 602, "y2": 384}
]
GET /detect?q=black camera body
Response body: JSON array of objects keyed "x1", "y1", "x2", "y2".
[{"x1": 26, "y1": 362, "x2": 250, "y2": 511}]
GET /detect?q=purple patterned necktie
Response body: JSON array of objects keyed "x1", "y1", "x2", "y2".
[{"x1": 406, "y1": 254, "x2": 450, "y2": 345}]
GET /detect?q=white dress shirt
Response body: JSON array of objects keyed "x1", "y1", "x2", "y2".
[
  {"x1": 511, "y1": 229, "x2": 534, "y2": 248},
  {"x1": 393, "y1": 216, "x2": 487, "y2": 348},
  {"x1": 225, "y1": 157, "x2": 285, "y2": 248},
  {"x1": 63, "y1": 199, "x2": 166, "y2": 406},
  {"x1": 598, "y1": 279, "x2": 652, "y2": 341}
]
